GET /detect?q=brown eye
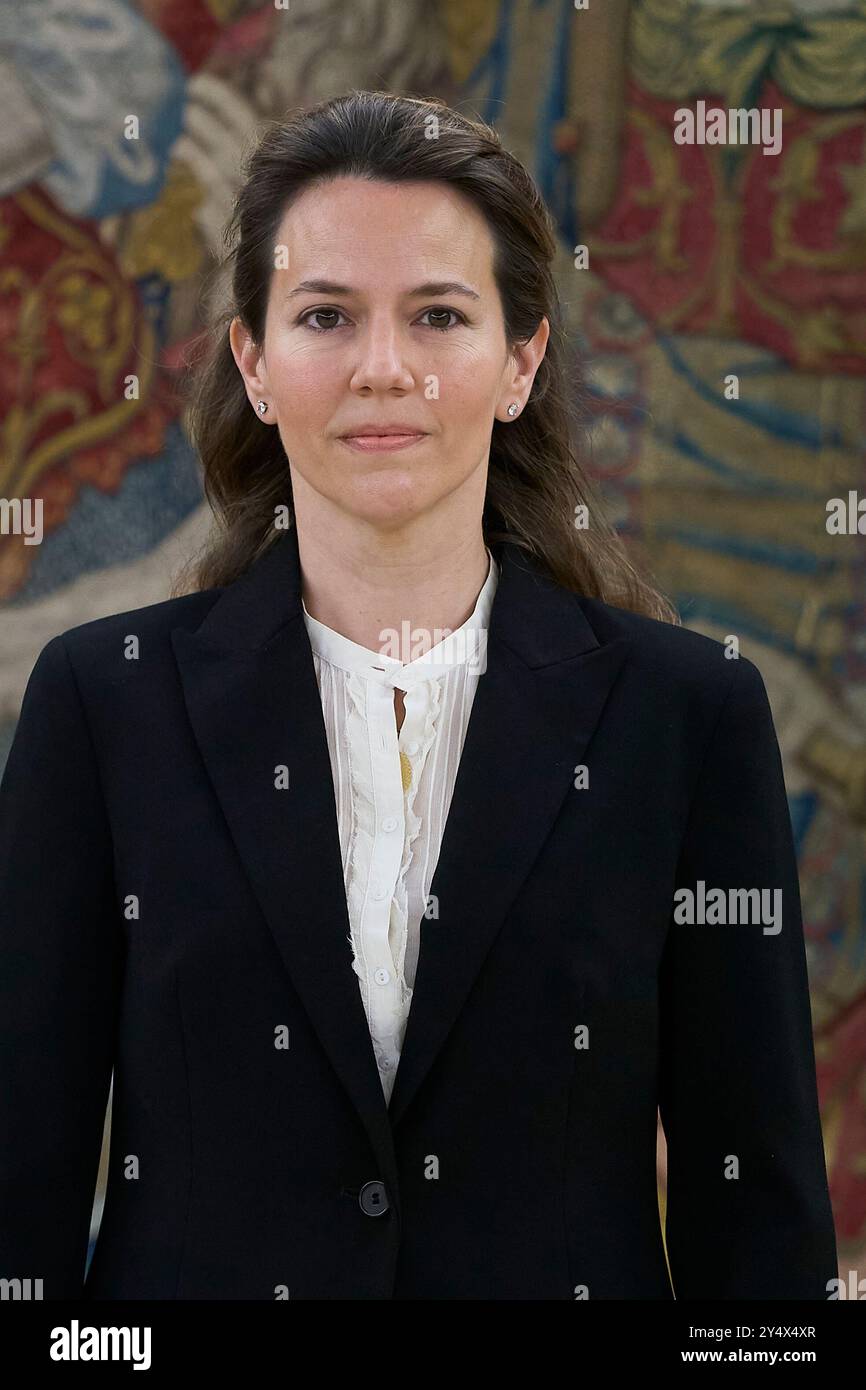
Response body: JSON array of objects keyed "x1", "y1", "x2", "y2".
[
  {"x1": 298, "y1": 307, "x2": 346, "y2": 332},
  {"x1": 421, "y1": 308, "x2": 462, "y2": 331}
]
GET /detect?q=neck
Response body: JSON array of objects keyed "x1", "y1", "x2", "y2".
[{"x1": 293, "y1": 498, "x2": 491, "y2": 661}]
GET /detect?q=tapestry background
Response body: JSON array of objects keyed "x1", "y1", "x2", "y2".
[{"x1": 0, "y1": 0, "x2": 863, "y2": 1284}]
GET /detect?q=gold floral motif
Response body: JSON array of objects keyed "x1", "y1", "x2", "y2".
[{"x1": 0, "y1": 190, "x2": 155, "y2": 498}]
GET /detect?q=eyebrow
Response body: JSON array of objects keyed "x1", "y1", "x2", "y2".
[{"x1": 284, "y1": 279, "x2": 481, "y2": 302}]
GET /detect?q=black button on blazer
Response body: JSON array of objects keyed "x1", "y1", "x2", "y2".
[{"x1": 0, "y1": 525, "x2": 837, "y2": 1299}]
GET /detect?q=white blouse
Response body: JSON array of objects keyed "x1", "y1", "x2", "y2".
[{"x1": 301, "y1": 549, "x2": 500, "y2": 1103}]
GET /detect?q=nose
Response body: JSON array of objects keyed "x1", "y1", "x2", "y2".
[{"x1": 349, "y1": 314, "x2": 415, "y2": 393}]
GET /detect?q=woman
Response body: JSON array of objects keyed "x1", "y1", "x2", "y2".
[{"x1": 0, "y1": 90, "x2": 837, "y2": 1300}]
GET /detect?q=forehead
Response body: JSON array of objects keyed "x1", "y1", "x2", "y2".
[{"x1": 272, "y1": 176, "x2": 497, "y2": 286}]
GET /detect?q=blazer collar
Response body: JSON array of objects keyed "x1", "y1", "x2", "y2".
[
  {"x1": 171, "y1": 524, "x2": 631, "y2": 1208},
  {"x1": 185, "y1": 522, "x2": 607, "y2": 667}
]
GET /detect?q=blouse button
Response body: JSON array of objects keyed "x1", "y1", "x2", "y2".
[
  {"x1": 373, "y1": 967, "x2": 391, "y2": 985},
  {"x1": 381, "y1": 817, "x2": 399, "y2": 832},
  {"x1": 405, "y1": 741, "x2": 420, "y2": 755}
]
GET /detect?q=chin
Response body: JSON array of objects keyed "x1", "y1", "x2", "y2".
[
  {"x1": 343, "y1": 480, "x2": 441, "y2": 526},
  {"x1": 350, "y1": 504, "x2": 433, "y2": 532}
]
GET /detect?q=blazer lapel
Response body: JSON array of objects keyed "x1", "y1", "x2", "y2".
[
  {"x1": 170, "y1": 525, "x2": 631, "y2": 1164},
  {"x1": 171, "y1": 532, "x2": 399, "y2": 1191},
  {"x1": 386, "y1": 546, "x2": 631, "y2": 1127}
]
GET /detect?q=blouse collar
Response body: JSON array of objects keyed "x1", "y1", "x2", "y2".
[{"x1": 302, "y1": 547, "x2": 499, "y2": 691}]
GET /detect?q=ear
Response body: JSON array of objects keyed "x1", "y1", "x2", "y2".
[
  {"x1": 229, "y1": 316, "x2": 274, "y2": 418},
  {"x1": 496, "y1": 315, "x2": 551, "y2": 420}
]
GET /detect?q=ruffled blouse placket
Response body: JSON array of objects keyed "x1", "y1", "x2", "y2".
[{"x1": 301, "y1": 550, "x2": 498, "y2": 1103}]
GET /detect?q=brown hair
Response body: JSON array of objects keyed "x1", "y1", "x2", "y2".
[{"x1": 174, "y1": 88, "x2": 678, "y2": 623}]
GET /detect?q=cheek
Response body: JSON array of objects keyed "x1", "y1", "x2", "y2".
[
  {"x1": 429, "y1": 344, "x2": 504, "y2": 413},
  {"x1": 266, "y1": 342, "x2": 342, "y2": 411},
  {"x1": 430, "y1": 373, "x2": 498, "y2": 433}
]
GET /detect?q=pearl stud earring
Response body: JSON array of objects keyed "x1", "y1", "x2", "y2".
[
  {"x1": 507, "y1": 403, "x2": 519, "y2": 417},
  {"x1": 257, "y1": 401, "x2": 268, "y2": 415}
]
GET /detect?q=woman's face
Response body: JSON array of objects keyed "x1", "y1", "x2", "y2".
[{"x1": 230, "y1": 175, "x2": 549, "y2": 531}]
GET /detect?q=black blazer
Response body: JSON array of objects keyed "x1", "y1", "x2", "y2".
[{"x1": 0, "y1": 525, "x2": 837, "y2": 1300}]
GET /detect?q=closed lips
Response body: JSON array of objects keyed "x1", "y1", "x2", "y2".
[{"x1": 340, "y1": 427, "x2": 426, "y2": 437}]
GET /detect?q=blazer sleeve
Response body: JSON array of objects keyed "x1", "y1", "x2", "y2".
[
  {"x1": 0, "y1": 635, "x2": 124, "y2": 1299},
  {"x1": 657, "y1": 654, "x2": 838, "y2": 1299}
]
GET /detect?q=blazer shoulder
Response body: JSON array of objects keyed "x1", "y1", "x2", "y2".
[
  {"x1": 573, "y1": 592, "x2": 767, "y2": 713},
  {"x1": 48, "y1": 587, "x2": 223, "y2": 668}
]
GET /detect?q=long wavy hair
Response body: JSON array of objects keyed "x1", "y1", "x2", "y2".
[{"x1": 174, "y1": 88, "x2": 678, "y2": 623}]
